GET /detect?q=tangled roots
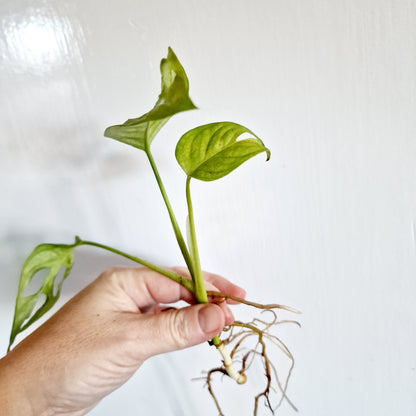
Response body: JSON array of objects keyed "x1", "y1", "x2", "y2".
[{"x1": 202, "y1": 291, "x2": 300, "y2": 415}]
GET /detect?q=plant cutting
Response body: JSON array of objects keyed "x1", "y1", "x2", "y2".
[{"x1": 8, "y1": 48, "x2": 299, "y2": 414}]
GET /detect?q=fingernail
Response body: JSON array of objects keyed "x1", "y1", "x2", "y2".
[{"x1": 198, "y1": 305, "x2": 222, "y2": 334}]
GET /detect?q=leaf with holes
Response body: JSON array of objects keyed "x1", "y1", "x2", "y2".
[
  {"x1": 175, "y1": 121, "x2": 271, "y2": 181},
  {"x1": 8, "y1": 243, "x2": 75, "y2": 351},
  {"x1": 104, "y1": 47, "x2": 197, "y2": 151}
]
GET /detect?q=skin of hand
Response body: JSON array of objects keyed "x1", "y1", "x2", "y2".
[{"x1": 0, "y1": 266, "x2": 245, "y2": 416}]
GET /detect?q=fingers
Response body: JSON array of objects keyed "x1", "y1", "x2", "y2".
[
  {"x1": 171, "y1": 267, "x2": 246, "y2": 304},
  {"x1": 102, "y1": 267, "x2": 195, "y2": 312},
  {"x1": 105, "y1": 266, "x2": 245, "y2": 311},
  {"x1": 132, "y1": 303, "x2": 225, "y2": 359}
]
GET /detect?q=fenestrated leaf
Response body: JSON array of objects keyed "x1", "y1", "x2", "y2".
[
  {"x1": 8, "y1": 242, "x2": 76, "y2": 351},
  {"x1": 175, "y1": 122, "x2": 271, "y2": 181},
  {"x1": 104, "y1": 47, "x2": 197, "y2": 151}
]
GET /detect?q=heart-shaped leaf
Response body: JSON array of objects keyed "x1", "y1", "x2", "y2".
[
  {"x1": 175, "y1": 122, "x2": 270, "y2": 181},
  {"x1": 8, "y1": 242, "x2": 76, "y2": 351},
  {"x1": 104, "y1": 47, "x2": 197, "y2": 151}
]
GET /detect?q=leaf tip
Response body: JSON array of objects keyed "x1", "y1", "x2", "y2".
[
  {"x1": 265, "y1": 148, "x2": 271, "y2": 161},
  {"x1": 103, "y1": 126, "x2": 112, "y2": 138}
]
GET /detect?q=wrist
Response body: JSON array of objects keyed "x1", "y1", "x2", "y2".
[{"x1": 0, "y1": 351, "x2": 52, "y2": 416}]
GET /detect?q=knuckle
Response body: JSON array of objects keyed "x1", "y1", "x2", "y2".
[
  {"x1": 167, "y1": 310, "x2": 189, "y2": 349},
  {"x1": 100, "y1": 266, "x2": 123, "y2": 281},
  {"x1": 96, "y1": 266, "x2": 127, "y2": 289}
]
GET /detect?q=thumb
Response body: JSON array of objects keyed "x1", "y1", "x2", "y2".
[{"x1": 137, "y1": 303, "x2": 225, "y2": 358}]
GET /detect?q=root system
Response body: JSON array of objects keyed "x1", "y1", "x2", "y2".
[{"x1": 203, "y1": 291, "x2": 300, "y2": 415}]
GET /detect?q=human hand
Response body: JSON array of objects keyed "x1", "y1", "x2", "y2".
[{"x1": 0, "y1": 266, "x2": 245, "y2": 416}]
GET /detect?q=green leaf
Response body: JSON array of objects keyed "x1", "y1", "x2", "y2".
[
  {"x1": 104, "y1": 47, "x2": 197, "y2": 151},
  {"x1": 8, "y1": 243, "x2": 75, "y2": 351},
  {"x1": 175, "y1": 122, "x2": 271, "y2": 181}
]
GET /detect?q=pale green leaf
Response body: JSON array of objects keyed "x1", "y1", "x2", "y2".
[
  {"x1": 104, "y1": 47, "x2": 197, "y2": 150},
  {"x1": 8, "y1": 242, "x2": 75, "y2": 351},
  {"x1": 175, "y1": 122, "x2": 270, "y2": 181}
]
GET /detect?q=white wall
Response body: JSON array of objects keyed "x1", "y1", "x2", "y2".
[{"x1": 1, "y1": 0, "x2": 415, "y2": 415}]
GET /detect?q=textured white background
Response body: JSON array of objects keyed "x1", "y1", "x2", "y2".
[{"x1": 1, "y1": 0, "x2": 416, "y2": 415}]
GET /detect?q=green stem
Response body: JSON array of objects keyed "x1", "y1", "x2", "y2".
[
  {"x1": 185, "y1": 177, "x2": 208, "y2": 304},
  {"x1": 145, "y1": 148, "x2": 194, "y2": 276},
  {"x1": 75, "y1": 238, "x2": 194, "y2": 293},
  {"x1": 185, "y1": 179, "x2": 220, "y2": 346},
  {"x1": 76, "y1": 237, "x2": 219, "y2": 344}
]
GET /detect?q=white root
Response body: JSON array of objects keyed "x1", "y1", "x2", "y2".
[{"x1": 217, "y1": 342, "x2": 247, "y2": 384}]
